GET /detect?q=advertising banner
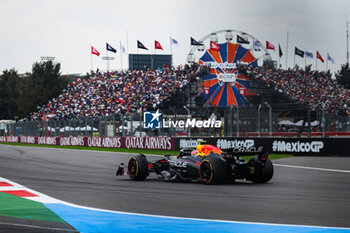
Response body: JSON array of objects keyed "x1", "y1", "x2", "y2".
[
  {"x1": 2, "y1": 136, "x2": 349, "y2": 155},
  {"x1": 4, "y1": 136, "x2": 176, "y2": 151},
  {"x1": 176, "y1": 137, "x2": 350, "y2": 156}
]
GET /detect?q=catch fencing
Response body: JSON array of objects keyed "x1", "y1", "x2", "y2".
[{"x1": 2, "y1": 106, "x2": 350, "y2": 138}]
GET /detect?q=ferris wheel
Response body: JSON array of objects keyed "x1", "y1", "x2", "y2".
[
  {"x1": 186, "y1": 30, "x2": 271, "y2": 108},
  {"x1": 186, "y1": 29, "x2": 270, "y2": 65}
]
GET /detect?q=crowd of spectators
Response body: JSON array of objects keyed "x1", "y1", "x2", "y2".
[
  {"x1": 29, "y1": 64, "x2": 203, "y2": 120},
  {"x1": 249, "y1": 66, "x2": 350, "y2": 116},
  {"x1": 29, "y1": 63, "x2": 350, "y2": 121}
]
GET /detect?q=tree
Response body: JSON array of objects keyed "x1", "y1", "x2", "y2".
[
  {"x1": 23, "y1": 61, "x2": 68, "y2": 117},
  {"x1": 335, "y1": 63, "x2": 350, "y2": 88},
  {"x1": 0, "y1": 69, "x2": 21, "y2": 119},
  {"x1": 0, "y1": 61, "x2": 69, "y2": 120}
]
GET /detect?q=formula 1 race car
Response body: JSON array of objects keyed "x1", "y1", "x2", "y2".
[{"x1": 116, "y1": 144, "x2": 273, "y2": 184}]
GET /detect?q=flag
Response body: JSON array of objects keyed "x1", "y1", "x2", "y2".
[
  {"x1": 170, "y1": 37, "x2": 179, "y2": 46},
  {"x1": 305, "y1": 50, "x2": 313, "y2": 58},
  {"x1": 253, "y1": 39, "x2": 262, "y2": 51},
  {"x1": 237, "y1": 35, "x2": 249, "y2": 44},
  {"x1": 278, "y1": 44, "x2": 283, "y2": 57},
  {"x1": 266, "y1": 41, "x2": 275, "y2": 50},
  {"x1": 137, "y1": 40, "x2": 148, "y2": 50},
  {"x1": 106, "y1": 43, "x2": 116, "y2": 53},
  {"x1": 295, "y1": 47, "x2": 304, "y2": 58},
  {"x1": 91, "y1": 46, "x2": 100, "y2": 56},
  {"x1": 120, "y1": 42, "x2": 126, "y2": 54},
  {"x1": 155, "y1": 40, "x2": 163, "y2": 50},
  {"x1": 317, "y1": 51, "x2": 324, "y2": 63},
  {"x1": 191, "y1": 37, "x2": 203, "y2": 46},
  {"x1": 210, "y1": 41, "x2": 220, "y2": 51},
  {"x1": 327, "y1": 53, "x2": 335, "y2": 64}
]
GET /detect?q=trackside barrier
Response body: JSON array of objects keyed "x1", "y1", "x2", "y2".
[
  {"x1": 1, "y1": 136, "x2": 176, "y2": 151},
  {"x1": 2, "y1": 136, "x2": 349, "y2": 156},
  {"x1": 176, "y1": 137, "x2": 350, "y2": 156}
]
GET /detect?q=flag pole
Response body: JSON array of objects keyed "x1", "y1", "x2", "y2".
[
  {"x1": 170, "y1": 37, "x2": 173, "y2": 55},
  {"x1": 106, "y1": 47, "x2": 108, "y2": 72},
  {"x1": 316, "y1": 56, "x2": 318, "y2": 71},
  {"x1": 126, "y1": 30, "x2": 129, "y2": 55},
  {"x1": 293, "y1": 52, "x2": 295, "y2": 69},
  {"x1": 304, "y1": 48, "x2": 306, "y2": 69},
  {"x1": 326, "y1": 54, "x2": 328, "y2": 72},
  {"x1": 91, "y1": 48, "x2": 93, "y2": 71},
  {"x1": 120, "y1": 41, "x2": 123, "y2": 70},
  {"x1": 285, "y1": 30, "x2": 289, "y2": 69}
]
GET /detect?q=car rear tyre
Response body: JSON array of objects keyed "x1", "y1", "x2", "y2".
[
  {"x1": 250, "y1": 158, "x2": 273, "y2": 183},
  {"x1": 128, "y1": 155, "x2": 148, "y2": 181},
  {"x1": 200, "y1": 156, "x2": 226, "y2": 184}
]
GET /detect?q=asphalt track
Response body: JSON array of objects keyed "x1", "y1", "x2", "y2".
[{"x1": 0, "y1": 145, "x2": 350, "y2": 230}]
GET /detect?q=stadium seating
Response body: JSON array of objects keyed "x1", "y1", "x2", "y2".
[
  {"x1": 29, "y1": 65, "x2": 202, "y2": 120},
  {"x1": 29, "y1": 65, "x2": 349, "y2": 121},
  {"x1": 249, "y1": 67, "x2": 350, "y2": 116}
]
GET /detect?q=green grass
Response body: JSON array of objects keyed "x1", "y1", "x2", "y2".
[
  {"x1": 240, "y1": 153, "x2": 292, "y2": 161},
  {"x1": 1, "y1": 142, "x2": 293, "y2": 159},
  {"x1": 0, "y1": 142, "x2": 180, "y2": 156}
]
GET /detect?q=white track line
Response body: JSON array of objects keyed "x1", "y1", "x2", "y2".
[{"x1": 274, "y1": 164, "x2": 350, "y2": 173}]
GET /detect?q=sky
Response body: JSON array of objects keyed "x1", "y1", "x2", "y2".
[{"x1": 0, "y1": 0, "x2": 350, "y2": 75}]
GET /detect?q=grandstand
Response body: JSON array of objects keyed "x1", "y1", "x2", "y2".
[
  {"x1": 15, "y1": 29, "x2": 350, "y2": 137},
  {"x1": 29, "y1": 64, "x2": 203, "y2": 121},
  {"x1": 21, "y1": 61, "x2": 349, "y2": 137}
]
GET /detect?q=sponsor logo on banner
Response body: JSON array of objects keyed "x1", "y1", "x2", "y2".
[
  {"x1": 20, "y1": 136, "x2": 35, "y2": 144},
  {"x1": 0, "y1": 136, "x2": 5, "y2": 142},
  {"x1": 125, "y1": 136, "x2": 172, "y2": 150},
  {"x1": 7, "y1": 136, "x2": 19, "y2": 143},
  {"x1": 204, "y1": 62, "x2": 236, "y2": 69},
  {"x1": 38, "y1": 137, "x2": 57, "y2": 145},
  {"x1": 60, "y1": 136, "x2": 85, "y2": 146},
  {"x1": 179, "y1": 139, "x2": 205, "y2": 149},
  {"x1": 86, "y1": 137, "x2": 122, "y2": 148},
  {"x1": 102, "y1": 137, "x2": 121, "y2": 148},
  {"x1": 216, "y1": 139, "x2": 255, "y2": 149},
  {"x1": 272, "y1": 140, "x2": 324, "y2": 153}
]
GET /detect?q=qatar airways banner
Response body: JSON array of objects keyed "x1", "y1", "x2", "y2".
[{"x1": 2, "y1": 136, "x2": 175, "y2": 150}]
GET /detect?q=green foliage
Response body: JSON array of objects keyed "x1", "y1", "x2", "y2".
[
  {"x1": 0, "y1": 69, "x2": 21, "y2": 119},
  {"x1": 0, "y1": 61, "x2": 68, "y2": 119},
  {"x1": 335, "y1": 63, "x2": 350, "y2": 88}
]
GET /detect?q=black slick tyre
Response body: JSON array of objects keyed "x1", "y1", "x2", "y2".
[
  {"x1": 128, "y1": 154, "x2": 148, "y2": 181},
  {"x1": 199, "y1": 156, "x2": 226, "y2": 184},
  {"x1": 250, "y1": 158, "x2": 274, "y2": 183}
]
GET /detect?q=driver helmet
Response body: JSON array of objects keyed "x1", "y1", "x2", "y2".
[{"x1": 191, "y1": 150, "x2": 199, "y2": 157}]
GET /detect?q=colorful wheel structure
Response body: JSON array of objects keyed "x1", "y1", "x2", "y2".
[{"x1": 187, "y1": 30, "x2": 271, "y2": 108}]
